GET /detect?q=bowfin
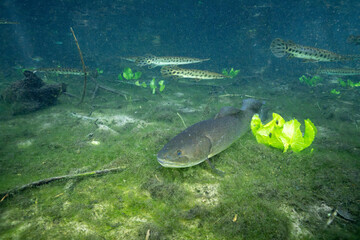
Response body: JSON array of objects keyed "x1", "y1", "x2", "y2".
[{"x1": 215, "y1": 106, "x2": 241, "y2": 119}]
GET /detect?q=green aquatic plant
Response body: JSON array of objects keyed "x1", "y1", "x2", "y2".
[
  {"x1": 337, "y1": 78, "x2": 360, "y2": 88},
  {"x1": 299, "y1": 75, "x2": 323, "y2": 87},
  {"x1": 222, "y1": 68, "x2": 240, "y2": 78},
  {"x1": 135, "y1": 81, "x2": 147, "y2": 88},
  {"x1": 134, "y1": 78, "x2": 165, "y2": 94},
  {"x1": 118, "y1": 67, "x2": 142, "y2": 80},
  {"x1": 251, "y1": 113, "x2": 317, "y2": 153},
  {"x1": 158, "y1": 80, "x2": 165, "y2": 92},
  {"x1": 150, "y1": 78, "x2": 157, "y2": 94},
  {"x1": 96, "y1": 68, "x2": 104, "y2": 74},
  {"x1": 330, "y1": 89, "x2": 341, "y2": 95}
]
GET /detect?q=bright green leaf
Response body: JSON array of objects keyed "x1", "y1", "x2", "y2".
[
  {"x1": 123, "y1": 67, "x2": 133, "y2": 80},
  {"x1": 134, "y1": 71, "x2": 142, "y2": 80},
  {"x1": 150, "y1": 78, "x2": 156, "y2": 89},
  {"x1": 280, "y1": 119, "x2": 304, "y2": 152},
  {"x1": 159, "y1": 80, "x2": 165, "y2": 92},
  {"x1": 303, "y1": 119, "x2": 317, "y2": 149}
]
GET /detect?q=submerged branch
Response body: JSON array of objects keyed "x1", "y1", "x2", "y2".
[
  {"x1": 0, "y1": 167, "x2": 126, "y2": 201},
  {"x1": 70, "y1": 27, "x2": 87, "y2": 104}
]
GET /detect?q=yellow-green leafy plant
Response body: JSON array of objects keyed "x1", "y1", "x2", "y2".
[
  {"x1": 251, "y1": 113, "x2": 317, "y2": 152},
  {"x1": 222, "y1": 68, "x2": 240, "y2": 78},
  {"x1": 118, "y1": 67, "x2": 142, "y2": 80}
]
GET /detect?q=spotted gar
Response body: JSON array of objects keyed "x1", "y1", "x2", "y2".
[
  {"x1": 35, "y1": 68, "x2": 97, "y2": 77},
  {"x1": 0, "y1": 20, "x2": 19, "y2": 24},
  {"x1": 317, "y1": 68, "x2": 360, "y2": 76},
  {"x1": 157, "y1": 99, "x2": 264, "y2": 168},
  {"x1": 123, "y1": 55, "x2": 209, "y2": 68},
  {"x1": 161, "y1": 66, "x2": 229, "y2": 80},
  {"x1": 270, "y1": 38, "x2": 360, "y2": 62},
  {"x1": 347, "y1": 35, "x2": 360, "y2": 45}
]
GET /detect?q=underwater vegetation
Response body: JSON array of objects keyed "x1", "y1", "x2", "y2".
[
  {"x1": 118, "y1": 67, "x2": 142, "y2": 81},
  {"x1": 1, "y1": 9, "x2": 360, "y2": 240},
  {"x1": 337, "y1": 78, "x2": 360, "y2": 88},
  {"x1": 134, "y1": 78, "x2": 165, "y2": 94},
  {"x1": 299, "y1": 75, "x2": 323, "y2": 87},
  {"x1": 222, "y1": 68, "x2": 240, "y2": 78},
  {"x1": 0, "y1": 69, "x2": 359, "y2": 239}
]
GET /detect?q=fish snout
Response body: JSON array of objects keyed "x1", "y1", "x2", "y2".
[{"x1": 157, "y1": 151, "x2": 190, "y2": 168}]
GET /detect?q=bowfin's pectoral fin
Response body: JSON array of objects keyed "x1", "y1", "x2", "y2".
[{"x1": 206, "y1": 158, "x2": 225, "y2": 177}]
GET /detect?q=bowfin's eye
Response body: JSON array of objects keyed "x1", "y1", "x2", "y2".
[{"x1": 177, "y1": 150, "x2": 182, "y2": 156}]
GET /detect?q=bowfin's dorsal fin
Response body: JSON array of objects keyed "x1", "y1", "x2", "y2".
[{"x1": 214, "y1": 106, "x2": 241, "y2": 119}]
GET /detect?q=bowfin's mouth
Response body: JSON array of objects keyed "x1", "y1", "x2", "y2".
[
  {"x1": 157, "y1": 158, "x2": 186, "y2": 168},
  {"x1": 157, "y1": 157, "x2": 207, "y2": 168}
]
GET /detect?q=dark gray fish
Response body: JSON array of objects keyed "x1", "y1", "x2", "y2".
[{"x1": 157, "y1": 99, "x2": 264, "y2": 168}]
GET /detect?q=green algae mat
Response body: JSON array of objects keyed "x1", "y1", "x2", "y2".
[{"x1": 0, "y1": 75, "x2": 359, "y2": 240}]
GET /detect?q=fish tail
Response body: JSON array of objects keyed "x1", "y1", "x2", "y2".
[
  {"x1": 350, "y1": 55, "x2": 360, "y2": 61},
  {"x1": 270, "y1": 38, "x2": 288, "y2": 58},
  {"x1": 241, "y1": 98, "x2": 265, "y2": 113}
]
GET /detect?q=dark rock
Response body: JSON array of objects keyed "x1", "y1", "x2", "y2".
[{"x1": 1, "y1": 71, "x2": 66, "y2": 115}]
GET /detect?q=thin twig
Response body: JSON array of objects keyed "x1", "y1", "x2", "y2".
[
  {"x1": 177, "y1": 112, "x2": 187, "y2": 128},
  {"x1": 97, "y1": 84, "x2": 128, "y2": 100},
  {"x1": 70, "y1": 27, "x2": 87, "y2": 104},
  {"x1": 0, "y1": 167, "x2": 126, "y2": 200},
  {"x1": 218, "y1": 93, "x2": 269, "y2": 100},
  {"x1": 92, "y1": 84, "x2": 100, "y2": 100}
]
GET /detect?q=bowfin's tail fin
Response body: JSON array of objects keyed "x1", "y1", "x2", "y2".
[{"x1": 270, "y1": 38, "x2": 288, "y2": 58}]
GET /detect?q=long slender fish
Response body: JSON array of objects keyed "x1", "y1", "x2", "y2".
[
  {"x1": 161, "y1": 66, "x2": 229, "y2": 80},
  {"x1": 120, "y1": 56, "x2": 139, "y2": 63},
  {"x1": 270, "y1": 38, "x2": 360, "y2": 62},
  {"x1": 127, "y1": 55, "x2": 209, "y2": 68},
  {"x1": 0, "y1": 20, "x2": 19, "y2": 24},
  {"x1": 347, "y1": 35, "x2": 360, "y2": 45},
  {"x1": 157, "y1": 99, "x2": 264, "y2": 168},
  {"x1": 317, "y1": 68, "x2": 360, "y2": 76},
  {"x1": 35, "y1": 68, "x2": 97, "y2": 77}
]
